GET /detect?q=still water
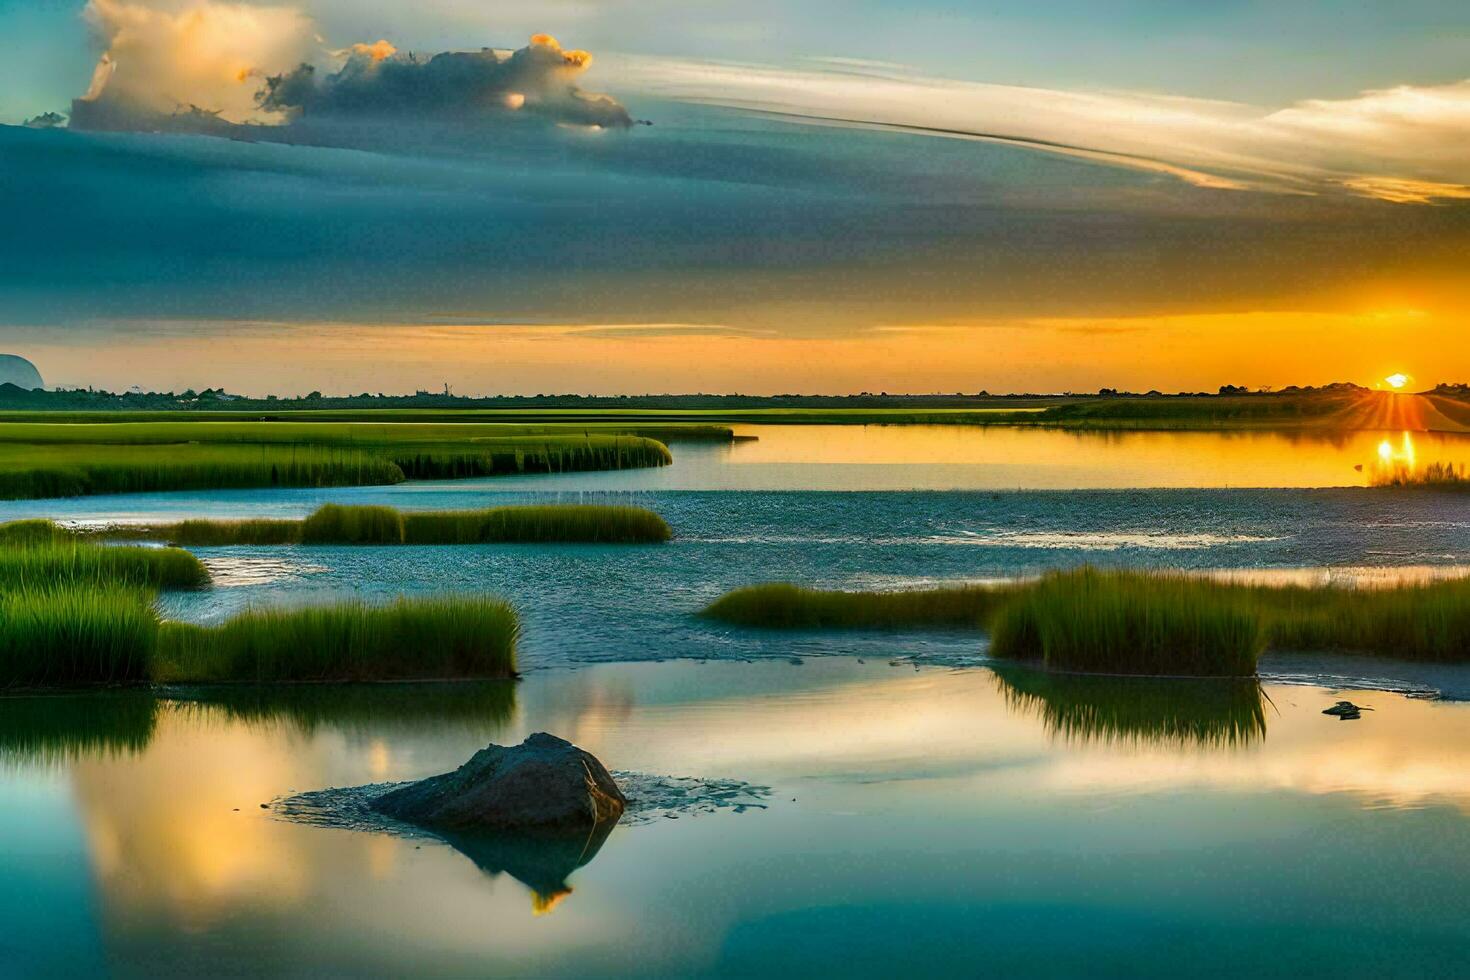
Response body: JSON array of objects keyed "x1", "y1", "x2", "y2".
[
  {"x1": 0, "y1": 426, "x2": 1468, "y2": 687},
  {"x1": 5, "y1": 425, "x2": 1470, "y2": 975},
  {"x1": 4, "y1": 659, "x2": 1470, "y2": 977}
]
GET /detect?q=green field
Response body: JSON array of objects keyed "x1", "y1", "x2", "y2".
[{"x1": 0, "y1": 386, "x2": 1454, "y2": 439}]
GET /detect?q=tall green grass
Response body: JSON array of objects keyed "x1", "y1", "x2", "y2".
[
  {"x1": 1254, "y1": 578, "x2": 1470, "y2": 663},
  {"x1": 704, "y1": 569, "x2": 1470, "y2": 671},
  {"x1": 988, "y1": 569, "x2": 1265, "y2": 676},
  {"x1": 154, "y1": 595, "x2": 519, "y2": 683},
  {"x1": 0, "y1": 586, "x2": 160, "y2": 688},
  {"x1": 0, "y1": 419, "x2": 709, "y2": 446},
  {"x1": 0, "y1": 429, "x2": 671, "y2": 500},
  {"x1": 301, "y1": 504, "x2": 405, "y2": 543},
  {"x1": 164, "y1": 518, "x2": 301, "y2": 546},
  {"x1": 116, "y1": 503, "x2": 672, "y2": 546},
  {"x1": 388, "y1": 436, "x2": 670, "y2": 479},
  {"x1": 399, "y1": 505, "x2": 672, "y2": 544},
  {"x1": 702, "y1": 582, "x2": 1007, "y2": 629},
  {"x1": 0, "y1": 518, "x2": 73, "y2": 546},
  {"x1": 0, "y1": 444, "x2": 406, "y2": 500},
  {"x1": 0, "y1": 541, "x2": 209, "y2": 591}
]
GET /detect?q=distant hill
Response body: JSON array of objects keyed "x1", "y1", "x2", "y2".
[{"x1": 0, "y1": 356, "x2": 43, "y2": 390}]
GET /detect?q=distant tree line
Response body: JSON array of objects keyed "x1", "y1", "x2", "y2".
[{"x1": 0, "y1": 381, "x2": 1374, "y2": 412}]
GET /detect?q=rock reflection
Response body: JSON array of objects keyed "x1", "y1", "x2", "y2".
[
  {"x1": 0, "y1": 692, "x2": 159, "y2": 768},
  {"x1": 992, "y1": 666, "x2": 1268, "y2": 748},
  {"x1": 439, "y1": 823, "x2": 618, "y2": 915}
]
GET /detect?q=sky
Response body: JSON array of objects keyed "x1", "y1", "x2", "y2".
[{"x1": 0, "y1": 0, "x2": 1467, "y2": 395}]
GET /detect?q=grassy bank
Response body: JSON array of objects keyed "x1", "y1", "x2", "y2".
[
  {"x1": 0, "y1": 586, "x2": 161, "y2": 688},
  {"x1": 1255, "y1": 578, "x2": 1470, "y2": 663},
  {"x1": 703, "y1": 569, "x2": 1470, "y2": 673},
  {"x1": 0, "y1": 419, "x2": 728, "y2": 443},
  {"x1": 0, "y1": 538, "x2": 209, "y2": 590},
  {"x1": 103, "y1": 503, "x2": 672, "y2": 545},
  {"x1": 0, "y1": 425, "x2": 674, "y2": 500},
  {"x1": 154, "y1": 596, "x2": 519, "y2": 683},
  {"x1": 0, "y1": 444, "x2": 405, "y2": 499},
  {"x1": 989, "y1": 570, "x2": 1264, "y2": 676},
  {"x1": 0, "y1": 586, "x2": 518, "y2": 689}
]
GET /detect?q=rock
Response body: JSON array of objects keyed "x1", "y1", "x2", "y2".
[
  {"x1": 1323, "y1": 700, "x2": 1368, "y2": 720},
  {"x1": 371, "y1": 733, "x2": 626, "y2": 833}
]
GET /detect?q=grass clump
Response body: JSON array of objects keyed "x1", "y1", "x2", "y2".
[
  {"x1": 0, "y1": 444, "x2": 405, "y2": 500},
  {"x1": 388, "y1": 435, "x2": 670, "y2": 479},
  {"x1": 165, "y1": 518, "x2": 301, "y2": 546},
  {"x1": 114, "y1": 503, "x2": 672, "y2": 546},
  {"x1": 401, "y1": 505, "x2": 672, "y2": 544},
  {"x1": 987, "y1": 569, "x2": 1265, "y2": 676},
  {"x1": 702, "y1": 582, "x2": 1007, "y2": 629},
  {"x1": 704, "y1": 568, "x2": 1470, "y2": 671},
  {"x1": 0, "y1": 518, "x2": 75, "y2": 546},
  {"x1": 0, "y1": 542, "x2": 209, "y2": 591},
  {"x1": 154, "y1": 595, "x2": 519, "y2": 683},
  {"x1": 0, "y1": 587, "x2": 160, "y2": 688},
  {"x1": 301, "y1": 504, "x2": 404, "y2": 544},
  {"x1": 1256, "y1": 578, "x2": 1470, "y2": 663},
  {"x1": 0, "y1": 427, "x2": 673, "y2": 501}
]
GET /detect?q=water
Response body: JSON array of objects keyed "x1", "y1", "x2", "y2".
[
  {"x1": 2, "y1": 425, "x2": 1468, "y2": 685},
  {"x1": 0, "y1": 426, "x2": 1466, "y2": 506},
  {"x1": 5, "y1": 424, "x2": 1470, "y2": 974},
  {"x1": 3, "y1": 659, "x2": 1470, "y2": 977}
]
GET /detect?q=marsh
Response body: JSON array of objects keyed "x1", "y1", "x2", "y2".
[{"x1": 4, "y1": 424, "x2": 1470, "y2": 975}]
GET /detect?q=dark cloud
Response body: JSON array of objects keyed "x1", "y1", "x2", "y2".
[
  {"x1": 4, "y1": 111, "x2": 1466, "y2": 333},
  {"x1": 22, "y1": 112, "x2": 67, "y2": 129},
  {"x1": 260, "y1": 36, "x2": 634, "y2": 130},
  {"x1": 66, "y1": 0, "x2": 634, "y2": 139}
]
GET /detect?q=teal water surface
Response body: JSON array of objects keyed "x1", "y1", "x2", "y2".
[{"x1": 3, "y1": 659, "x2": 1470, "y2": 977}]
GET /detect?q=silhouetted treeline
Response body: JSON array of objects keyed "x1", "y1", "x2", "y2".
[{"x1": 0, "y1": 381, "x2": 1374, "y2": 412}]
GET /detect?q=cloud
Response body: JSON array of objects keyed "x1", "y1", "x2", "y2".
[
  {"x1": 71, "y1": 0, "x2": 315, "y2": 129},
  {"x1": 23, "y1": 112, "x2": 67, "y2": 129},
  {"x1": 614, "y1": 58, "x2": 1470, "y2": 203},
  {"x1": 68, "y1": 0, "x2": 632, "y2": 136},
  {"x1": 259, "y1": 33, "x2": 632, "y2": 129}
]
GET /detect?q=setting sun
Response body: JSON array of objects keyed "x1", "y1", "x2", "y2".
[{"x1": 1385, "y1": 373, "x2": 1411, "y2": 390}]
